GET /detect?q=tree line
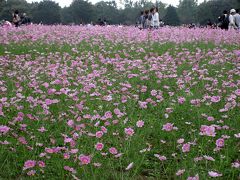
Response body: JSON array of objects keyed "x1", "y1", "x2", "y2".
[{"x1": 0, "y1": 0, "x2": 239, "y2": 26}]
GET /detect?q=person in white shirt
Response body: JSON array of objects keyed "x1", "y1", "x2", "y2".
[
  {"x1": 229, "y1": 9, "x2": 237, "y2": 30},
  {"x1": 150, "y1": 8, "x2": 154, "y2": 29},
  {"x1": 234, "y1": 9, "x2": 240, "y2": 30},
  {"x1": 153, "y1": 7, "x2": 160, "y2": 29}
]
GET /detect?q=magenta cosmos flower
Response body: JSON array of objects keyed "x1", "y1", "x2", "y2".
[
  {"x1": 95, "y1": 131, "x2": 104, "y2": 138},
  {"x1": 23, "y1": 160, "x2": 36, "y2": 170},
  {"x1": 211, "y1": 96, "x2": 221, "y2": 103},
  {"x1": 95, "y1": 142, "x2": 104, "y2": 151},
  {"x1": 79, "y1": 155, "x2": 91, "y2": 165},
  {"x1": 109, "y1": 147, "x2": 118, "y2": 155},
  {"x1": 208, "y1": 171, "x2": 222, "y2": 177},
  {"x1": 136, "y1": 120, "x2": 144, "y2": 128},
  {"x1": 162, "y1": 123, "x2": 174, "y2": 131},
  {"x1": 124, "y1": 127, "x2": 135, "y2": 136},
  {"x1": 182, "y1": 143, "x2": 191, "y2": 153},
  {"x1": 0, "y1": 125, "x2": 10, "y2": 134},
  {"x1": 216, "y1": 138, "x2": 224, "y2": 147}
]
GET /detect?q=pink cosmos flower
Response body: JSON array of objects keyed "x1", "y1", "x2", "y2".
[
  {"x1": 182, "y1": 143, "x2": 190, "y2": 153},
  {"x1": 158, "y1": 155, "x2": 167, "y2": 161},
  {"x1": 125, "y1": 162, "x2": 134, "y2": 170},
  {"x1": 162, "y1": 123, "x2": 173, "y2": 131},
  {"x1": 93, "y1": 163, "x2": 102, "y2": 167},
  {"x1": 203, "y1": 155, "x2": 215, "y2": 161},
  {"x1": 154, "y1": 154, "x2": 167, "y2": 161},
  {"x1": 45, "y1": 148, "x2": 54, "y2": 154},
  {"x1": 95, "y1": 131, "x2": 104, "y2": 138},
  {"x1": 47, "y1": 88, "x2": 56, "y2": 95},
  {"x1": 101, "y1": 126, "x2": 107, "y2": 133},
  {"x1": 235, "y1": 89, "x2": 240, "y2": 96},
  {"x1": 200, "y1": 125, "x2": 216, "y2": 137},
  {"x1": 190, "y1": 99, "x2": 201, "y2": 106},
  {"x1": 0, "y1": 125, "x2": 10, "y2": 134},
  {"x1": 64, "y1": 166, "x2": 76, "y2": 173},
  {"x1": 38, "y1": 161, "x2": 45, "y2": 168},
  {"x1": 104, "y1": 111, "x2": 112, "y2": 119},
  {"x1": 232, "y1": 161, "x2": 240, "y2": 168},
  {"x1": 115, "y1": 153, "x2": 123, "y2": 158},
  {"x1": 136, "y1": 120, "x2": 144, "y2": 127},
  {"x1": 138, "y1": 101, "x2": 148, "y2": 109},
  {"x1": 151, "y1": 90, "x2": 158, "y2": 96},
  {"x1": 178, "y1": 97, "x2": 186, "y2": 104},
  {"x1": 211, "y1": 96, "x2": 221, "y2": 103},
  {"x1": 208, "y1": 171, "x2": 222, "y2": 177},
  {"x1": 45, "y1": 99, "x2": 53, "y2": 105},
  {"x1": 27, "y1": 170, "x2": 36, "y2": 176},
  {"x1": 234, "y1": 133, "x2": 240, "y2": 138},
  {"x1": 112, "y1": 120, "x2": 119, "y2": 124},
  {"x1": 64, "y1": 137, "x2": 73, "y2": 143},
  {"x1": 124, "y1": 127, "x2": 134, "y2": 136},
  {"x1": 141, "y1": 86, "x2": 147, "y2": 92},
  {"x1": 166, "y1": 108, "x2": 173, "y2": 113},
  {"x1": 194, "y1": 157, "x2": 203, "y2": 162},
  {"x1": 207, "y1": 116, "x2": 214, "y2": 121},
  {"x1": 67, "y1": 120, "x2": 74, "y2": 127},
  {"x1": 216, "y1": 138, "x2": 224, "y2": 147},
  {"x1": 42, "y1": 82, "x2": 49, "y2": 88},
  {"x1": 63, "y1": 153, "x2": 70, "y2": 159},
  {"x1": 37, "y1": 126, "x2": 46, "y2": 132},
  {"x1": 177, "y1": 138, "x2": 184, "y2": 144},
  {"x1": 176, "y1": 169, "x2": 185, "y2": 176},
  {"x1": 109, "y1": 147, "x2": 118, "y2": 155},
  {"x1": 187, "y1": 174, "x2": 199, "y2": 180},
  {"x1": 23, "y1": 160, "x2": 36, "y2": 170},
  {"x1": 79, "y1": 155, "x2": 91, "y2": 165},
  {"x1": 95, "y1": 142, "x2": 104, "y2": 151},
  {"x1": 70, "y1": 149, "x2": 79, "y2": 154},
  {"x1": 114, "y1": 108, "x2": 124, "y2": 117},
  {"x1": 18, "y1": 137, "x2": 28, "y2": 145}
]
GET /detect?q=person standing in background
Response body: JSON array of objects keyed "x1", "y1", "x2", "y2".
[
  {"x1": 21, "y1": 13, "x2": 31, "y2": 25},
  {"x1": 12, "y1": 10, "x2": 21, "y2": 27},
  {"x1": 144, "y1": 10, "x2": 149, "y2": 29},
  {"x1": 234, "y1": 9, "x2": 240, "y2": 30},
  {"x1": 139, "y1": 11, "x2": 145, "y2": 30},
  {"x1": 149, "y1": 8, "x2": 154, "y2": 29},
  {"x1": 153, "y1": 7, "x2": 159, "y2": 29},
  {"x1": 229, "y1": 9, "x2": 237, "y2": 30},
  {"x1": 218, "y1": 10, "x2": 229, "y2": 30}
]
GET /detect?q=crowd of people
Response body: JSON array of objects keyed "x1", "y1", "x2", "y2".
[
  {"x1": 1, "y1": 8, "x2": 240, "y2": 31},
  {"x1": 0, "y1": 10, "x2": 31, "y2": 27},
  {"x1": 218, "y1": 9, "x2": 240, "y2": 30},
  {"x1": 135, "y1": 7, "x2": 240, "y2": 31},
  {"x1": 137, "y1": 7, "x2": 164, "y2": 30}
]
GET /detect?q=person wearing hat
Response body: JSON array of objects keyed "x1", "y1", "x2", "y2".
[{"x1": 229, "y1": 9, "x2": 237, "y2": 30}]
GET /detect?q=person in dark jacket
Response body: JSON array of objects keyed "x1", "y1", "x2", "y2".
[
  {"x1": 218, "y1": 10, "x2": 229, "y2": 30},
  {"x1": 20, "y1": 13, "x2": 31, "y2": 25}
]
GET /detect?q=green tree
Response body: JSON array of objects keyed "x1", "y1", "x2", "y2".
[
  {"x1": 94, "y1": 1, "x2": 120, "y2": 24},
  {"x1": 31, "y1": 0, "x2": 61, "y2": 24},
  {"x1": 0, "y1": 0, "x2": 30, "y2": 21},
  {"x1": 61, "y1": 7, "x2": 74, "y2": 24},
  {"x1": 178, "y1": 0, "x2": 198, "y2": 24},
  {"x1": 0, "y1": 0, "x2": 5, "y2": 11},
  {"x1": 69, "y1": 0, "x2": 94, "y2": 24},
  {"x1": 164, "y1": 5, "x2": 180, "y2": 26}
]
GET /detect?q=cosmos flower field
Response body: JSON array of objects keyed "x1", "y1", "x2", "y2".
[{"x1": 0, "y1": 25, "x2": 240, "y2": 179}]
